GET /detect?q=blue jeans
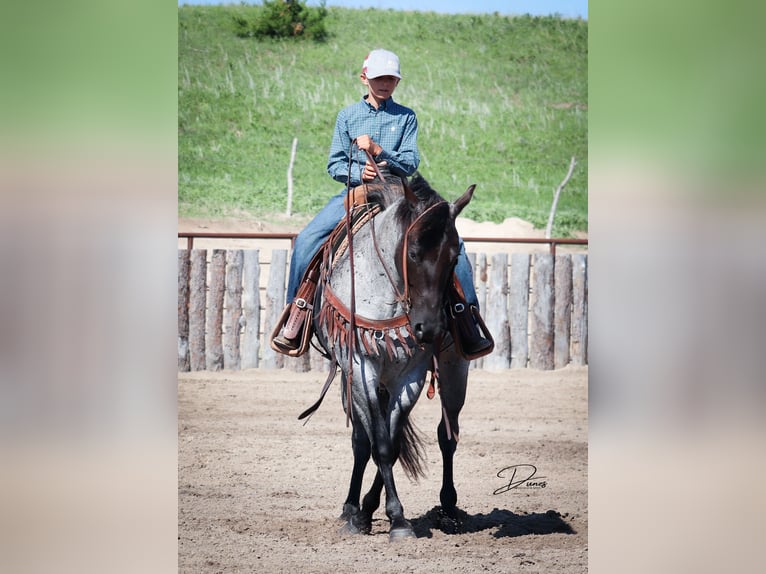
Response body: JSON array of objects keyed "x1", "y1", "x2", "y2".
[
  {"x1": 286, "y1": 188, "x2": 479, "y2": 308},
  {"x1": 287, "y1": 189, "x2": 348, "y2": 304}
]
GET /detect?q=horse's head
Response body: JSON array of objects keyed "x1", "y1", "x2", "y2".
[{"x1": 399, "y1": 175, "x2": 475, "y2": 345}]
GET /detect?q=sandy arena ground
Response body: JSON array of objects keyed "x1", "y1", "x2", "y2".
[{"x1": 178, "y1": 366, "x2": 587, "y2": 573}]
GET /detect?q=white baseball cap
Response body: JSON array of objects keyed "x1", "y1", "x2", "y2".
[{"x1": 362, "y1": 49, "x2": 401, "y2": 79}]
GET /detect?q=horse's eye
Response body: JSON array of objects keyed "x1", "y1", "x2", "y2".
[{"x1": 408, "y1": 248, "x2": 418, "y2": 262}]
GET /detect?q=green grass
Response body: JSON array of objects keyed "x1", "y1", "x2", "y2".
[{"x1": 179, "y1": 6, "x2": 587, "y2": 235}]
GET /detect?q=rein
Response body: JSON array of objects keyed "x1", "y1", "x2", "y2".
[
  {"x1": 341, "y1": 142, "x2": 386, "y2": 427},
  {"x1": 302, "y1": 147, "x2": 452, "y2": 425},
  {"x1": 331, "y1": 143, "x2": 448, "y2": 427},
  {"x1": 367, "y1": 198, "x2": 449, "y2": 315},
  {"x1": 321, "y1": 195, "x2": 449, "y2": 348},
  {"x1": 398, "y1": 199, "x2": 449, "y2": 311}
]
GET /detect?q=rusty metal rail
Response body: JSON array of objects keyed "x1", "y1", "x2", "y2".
[
  {"x1": 177, "y1": 232, "x2": 587, "y2": 256},
  {"x1": 178, "y1": 232, "x2": 297, "y2": 251}
]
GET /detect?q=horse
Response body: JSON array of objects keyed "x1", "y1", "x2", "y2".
[{"x1": 308, "y1": 172, "x2": 475, "y2": 541}]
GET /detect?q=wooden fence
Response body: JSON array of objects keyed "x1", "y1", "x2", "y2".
[{"x1": 177, "y1": 249, "x2": 587, "y2": 372}]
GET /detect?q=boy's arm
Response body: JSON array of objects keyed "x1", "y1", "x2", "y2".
[
  {"x1": 327, "y1": 112, "x2": 363, "y2": 186},
  {"x1": 374, "y1": 113, "x2": 420, "y2": 177}
]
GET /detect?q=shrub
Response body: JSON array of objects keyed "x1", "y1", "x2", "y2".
[{"x1": 234, "y1": 0, "x2": 328, "y2": 41}]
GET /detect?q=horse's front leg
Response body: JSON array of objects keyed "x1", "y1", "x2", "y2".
[
  {"x1": 379, "y1": 374, "x2": 428, "y2": 540},
  {"x1": 374, "y1": 429, "x2": 414, "y2": 540},
  {"x1": 339, "y1": 419, "x2": 373, "y2": 535},
  {"x1": 438, "y1": 415, "x2": 459, "y2": 512},
  {"x1": 437, "y1": 351, "x2": 469, "y2": 518},
  {"x1": 354, "y1": 384, "x2": 415, "y2": 541}
]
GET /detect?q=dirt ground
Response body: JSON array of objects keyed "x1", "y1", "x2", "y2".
[{"x1": 178, "y1": 366, "x2": 588, "y2": 573}]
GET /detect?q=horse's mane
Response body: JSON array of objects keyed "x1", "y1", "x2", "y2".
[
  {"x1": 395, "y1": 173, "x2": 444, "y2": 226},
  {"x1": 408, "y1": 173, "x2": 444, "y2": 204},
  {"x1": 364, "y1": 172, "x2": 445, "y2": 233}
]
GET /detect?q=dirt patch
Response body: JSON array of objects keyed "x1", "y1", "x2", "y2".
[{"x1": 178, "y1": 366, "x2": 588, "y2": 573}]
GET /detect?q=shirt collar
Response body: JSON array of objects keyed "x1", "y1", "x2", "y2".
[{"x1": 363, "y1": 94, "x2": 392, "y2": 111}]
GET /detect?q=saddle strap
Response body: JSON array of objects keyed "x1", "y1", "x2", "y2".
[{"x1": 297, "y1": 356, "x2": 339, "y2": 423}]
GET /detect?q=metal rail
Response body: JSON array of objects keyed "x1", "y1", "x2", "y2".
[{"x1": 177, "y1": 232, "x2": 588, "y2": 256}]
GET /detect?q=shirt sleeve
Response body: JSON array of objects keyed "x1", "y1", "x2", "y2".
[
  {"x1": 327, "y1": 109, "x2": 363, "y2": 186},
  {"x1": 376, "y1": 112, "x2": 420, "y2": 177}
]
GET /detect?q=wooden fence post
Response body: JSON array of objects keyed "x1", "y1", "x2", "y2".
[
  {"x1": 483, "y1": 253, "x2": 510, "y2": 370},
  {"x1": 189, "y1": 249, "x2": 207, "y2": 371},
  {"x1": 262, "y1": 249, "x2": 287, "y2": 369},
  {"x1": 554, "y1": 255, "x2": 573, "y2": 369},
  {"x1": 510, "y1": 253, "x2": 530, "y2": 369},
  {"x1": 571, "y1": 254, "x2": 588, "y2": 365},
  {"x1": 223, "y1": 249, "x2": 244, "y2": 370},
  {"x1": 530, "y1": 253, "x2": 554, "y2": 370},
  {"x1": 178, "y1": 250, "x2": 191, "y2": 372},
  {"x1": 178, "y1": 248, "x2": 587, "y2": 372},
  {"x1": 241, "y1": 250, "x2": 261, "y2": 369},
  {"x1": 206, "y1": 249, "x2": 226, "y2": 371}
]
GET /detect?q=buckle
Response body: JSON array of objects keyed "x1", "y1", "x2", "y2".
[
  {"x1": 452, "y1": 302, "x2": 465, "y2": 314},
  {"x1": 295, "y1": 298, "x2": 307, "y2": 309}
]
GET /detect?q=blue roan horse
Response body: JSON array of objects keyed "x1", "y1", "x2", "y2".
[{"x1": 311, "y1": 172, "x2": 475, "y2": 541}]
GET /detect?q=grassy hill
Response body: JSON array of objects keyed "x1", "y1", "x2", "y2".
[{"x1": 179, "y1": 5, "x2": 587, "y2": 235}]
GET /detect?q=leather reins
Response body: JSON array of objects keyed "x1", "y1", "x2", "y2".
[
  {"x1": 338, "y1": 141, "x2": 447, "y2": 427},
  {"x1": 341, "y1": 141, "x2": 385, "y2": 427},
  {"x1": 302, "y1": 146, "x2": 452, "y2": 426}
]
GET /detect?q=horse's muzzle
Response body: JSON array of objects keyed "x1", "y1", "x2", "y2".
[{"x1": 412, "y1": 319, "x2": 442, "y2": 345}]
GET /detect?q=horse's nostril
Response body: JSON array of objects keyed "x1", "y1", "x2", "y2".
[{"x1": 414, "y1": 322, "x2": 436, "y2": 344}]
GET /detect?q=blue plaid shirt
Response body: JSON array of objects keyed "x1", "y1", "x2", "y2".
[{"x1": 327, "y1": 95, "x2": 420, "y2": 187}]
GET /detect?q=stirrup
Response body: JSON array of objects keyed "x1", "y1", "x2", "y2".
[
  {"x1": 448, "y1": 303, "x2": 494, "y2": 360},
  {"x1": 270, "y1": 300, "x2": 314, "y2": 357},
  {"x1": 270, "y1": 249, "x2": 323, "y2": 358}
]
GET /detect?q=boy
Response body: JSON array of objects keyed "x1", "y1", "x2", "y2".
[{"x1": 273, "y1": 49, "x2": 492, "y2": 358}]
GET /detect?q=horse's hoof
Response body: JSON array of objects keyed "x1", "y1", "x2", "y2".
[
  {"x1": 436, "y1": 505, "x2": 466, "y2": 534},
  {"x1": 338, "y1": 508, "x2": 372, "y2": 536},
  {"x1": 339, "y1": 520, "x2": 363, "y2": 536},
  {"x1": 338, "y1": 503, "x2": 358, "y2": 522},
  {"x1": 389, "y1": 520, "x2": 416, "y2": 541},
  {"x1": 339, "y1": 517, "x2": 371, "y2": 536}
]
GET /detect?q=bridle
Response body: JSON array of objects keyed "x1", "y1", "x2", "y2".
[{"x1": 369, "y1": 198, "x2": 449, "y2": 316}]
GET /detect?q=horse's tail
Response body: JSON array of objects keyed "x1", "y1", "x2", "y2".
[{"x1": 399, "y1": 416, "x2": 427, "y2": 482}]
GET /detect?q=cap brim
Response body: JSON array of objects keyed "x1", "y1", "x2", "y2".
[{"x1": 366, "y1": 71, "x2": 401, "y2": 79}]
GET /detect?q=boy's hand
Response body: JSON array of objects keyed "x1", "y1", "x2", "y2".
[
  {"x1": 355, "y1": 135, "x2": 382, "y2": 157},
  {"x1": 361, "y1": 160, "x2": 378, "y2": 181},
  {"x1": 362, "y1": 160, "x2": 388, "y2": 182}
]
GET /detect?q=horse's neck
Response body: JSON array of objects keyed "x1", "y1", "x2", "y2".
[{"x1": 328, "y1": 204, "x2": 407, "y2": 319}]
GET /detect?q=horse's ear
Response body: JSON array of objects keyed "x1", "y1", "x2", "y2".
[{"x1": 451, "y1": 184, "x2": 476, "y2": 217}]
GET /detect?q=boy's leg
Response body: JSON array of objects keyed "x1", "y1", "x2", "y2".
[
  {"x1": 449, "y1": 240, "x2": 494, "y2": 359},
  {"x1": 454, "y1": 240, "x2": 479, "y2": 306},
  {"x1": 275, "y1": 190, "x2": 347, "y2": 353},
  {"x1": 286, "y1": 190, "x2": 347, "y2": 303}
]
